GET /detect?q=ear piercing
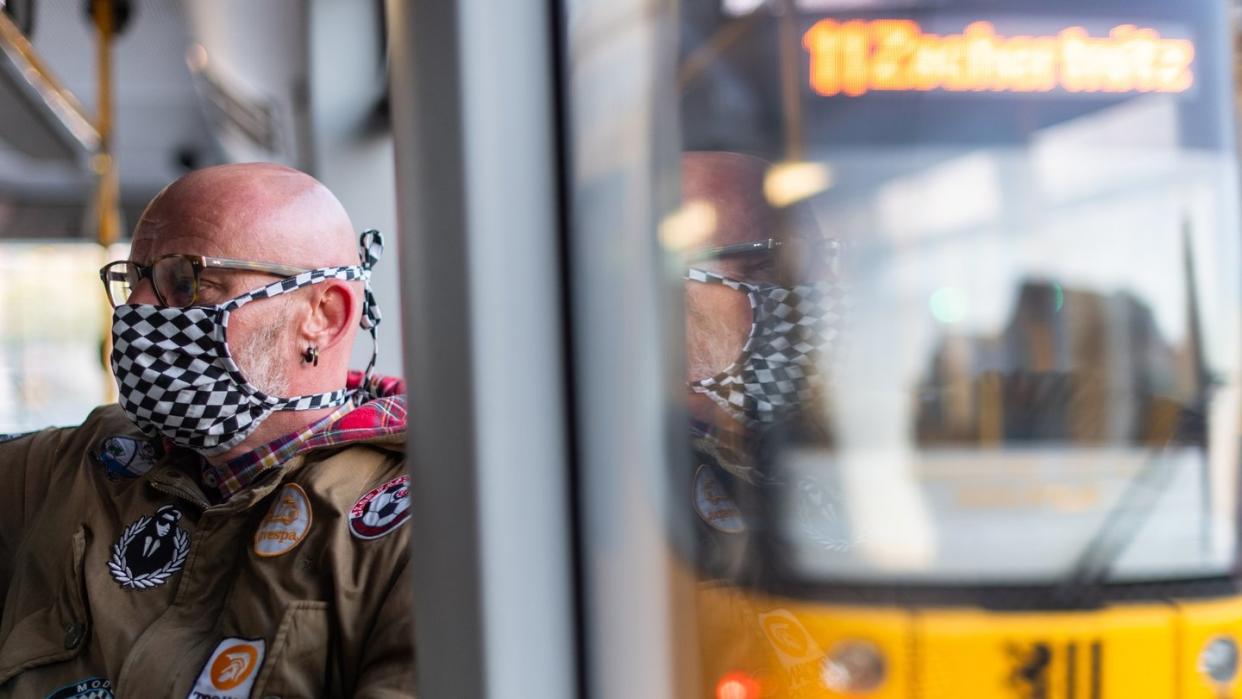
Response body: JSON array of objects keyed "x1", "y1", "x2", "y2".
[{"x1": 303, "y1": 345, "x2": 319, "y2": 367}]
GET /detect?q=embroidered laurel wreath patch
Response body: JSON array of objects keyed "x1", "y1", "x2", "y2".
[{"x1": 107, "y1": 506, "x2": 190, "y2": 590}]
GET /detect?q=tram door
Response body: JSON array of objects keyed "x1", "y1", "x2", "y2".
[{"x1": 390, "y1": 0, "x2": 1242, "y2": 697}]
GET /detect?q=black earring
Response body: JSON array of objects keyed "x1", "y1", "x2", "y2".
[{"x1": 303, "y1": 346, "x2": 319, "y2": 367}]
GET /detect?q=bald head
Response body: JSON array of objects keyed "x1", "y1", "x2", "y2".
[
  {"x1": 682, "y1": 152, "x2": 779, "y2": 428},
  {"x1": 682, "y1": 151, "x2": 776, "y2": 252},
  {"x1": 124, "y1": 163, "x2": 370, "y2": 464},
  {"x1": 132, "y1": 162, "x2": 358, "y2": 269}
]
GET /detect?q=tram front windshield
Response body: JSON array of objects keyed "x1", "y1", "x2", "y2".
[{"x1": 678, "y1": 0, "x2": 1241, "y2": 586}]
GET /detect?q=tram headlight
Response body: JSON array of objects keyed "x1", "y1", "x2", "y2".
[
  {"x1": 715, "y1": 671, "x2": 761, "y2": 699},
  {"x1": 1199, "y1": 635, "x2": 1240, "y2": 685},
  {"x1": 820, "y1": 640, "x2": 886, "y2": 693}
]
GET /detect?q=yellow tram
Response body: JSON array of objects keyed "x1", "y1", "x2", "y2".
[{"x1": 677, "y1": 1, "x2": 1242, "y2": 696}]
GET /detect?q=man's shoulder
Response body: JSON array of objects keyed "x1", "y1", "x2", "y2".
[
  {"x1": 0, "y1": 404, "x2": 140, "y2": 455},
  {"x1": 291, "y1": 437, "x2": 410, "y2": 548},
  {"x1": 262, "y1": 393, "x2": 409, "y2": 543},
  {"x1": 299, "y1": 433, "x2": 406, "y2": 490},
  {"x1": 82, "y1": 403, "x2": 142, "y2": 433},
  {"x1": 295, "y1": 393, "x2": 408, "y2": 502},
  {"x1": 71, "y1": 404, "x2": 148, "y2": 457}
]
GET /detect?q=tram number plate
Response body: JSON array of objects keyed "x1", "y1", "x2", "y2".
[{"x1": 1008, "y1": 640, "x2": 1102, "y2": 699}]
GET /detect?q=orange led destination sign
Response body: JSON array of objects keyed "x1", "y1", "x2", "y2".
[{"x1": 803, "y1": 19, "x2": 1195, "y2": 97}]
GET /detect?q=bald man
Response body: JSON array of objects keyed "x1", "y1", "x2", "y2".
[
  {"x1": 682, "y1": 153, "x2": 842, "y2": 695},
  {"x1": 682, "y1": 151, "x2": 838, "y2": 536},
  {"x1": 0, "y1": 164, "x2": 413, "y2": 697}
]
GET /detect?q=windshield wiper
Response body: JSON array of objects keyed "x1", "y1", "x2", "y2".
[{"x1": 1059, "y1": 401, "x2": 1208, "y2": 596}]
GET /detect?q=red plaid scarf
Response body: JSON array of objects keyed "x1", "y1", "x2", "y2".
[{"x1": 202, "y1": 371, "x2": 406, "y2": 500}]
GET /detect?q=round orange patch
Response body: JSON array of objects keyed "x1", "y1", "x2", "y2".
[
  {"x1": 253, "y1": 483, "x2": 313, "y2": 557},
  {"x1": 210, "y1": 643, "x2": 259, "y2": 690}
]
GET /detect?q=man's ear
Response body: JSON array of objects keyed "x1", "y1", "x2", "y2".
[{"x1": 301, "y1": 281, "x2": 356, "y2": 350}]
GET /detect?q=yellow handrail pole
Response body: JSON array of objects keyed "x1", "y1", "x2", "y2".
[
  {"x1": 92, "y1": 0, "x2": 119, "y2": 400},
  {"x1": 776, "y1": 0, "x2": 804, "y2": 161},
  {"x1": 0, "y1": 12, "x2": 100, "y2": 148},
  {"x1": 677, "y1": 12, "x2": 762, "y2": 91},
  {"x1": 93, "y1": 0, "x2": 118, "y2": 248}
]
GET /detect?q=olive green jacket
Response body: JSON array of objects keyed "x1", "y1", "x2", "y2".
[{"x1": 0, "y1": 404, "x2": 413, "y2": 698}]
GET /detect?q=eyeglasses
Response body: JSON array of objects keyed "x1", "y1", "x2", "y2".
[
  {"x1": 685, "y1": 237, "x2": 839, "y2": 281},
  {"x1": 99, "y1": 255, "x2": 310, "y2": 308},
  {"x1": 685, "y1": 238, "x2": 783, "y2": 264},
  {"x1": 685, "y1": 237, "x2": 839, "y2": 263}
]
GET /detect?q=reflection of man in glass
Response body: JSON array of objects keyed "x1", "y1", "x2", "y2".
[
  {"x1": 682, "y1": 151, "x2": 848, "y2": 697},
  {"x1": 681, "y1": 151, "x2": 843, "y2": 574}
]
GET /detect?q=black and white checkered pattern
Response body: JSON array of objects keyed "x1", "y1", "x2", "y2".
[
  {"x1": 112, "y1": 263, "x2": 372, "y2": 456},
  {"x1": 686, "y1": 267, "x2": 846, "y2": 426},
  {"x1": 355, "y1": 229, "x2": 384, "y2": 396}
]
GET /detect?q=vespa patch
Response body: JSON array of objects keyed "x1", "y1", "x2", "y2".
[
  {"x1": 108, "y1": 505, "x2": 189, "y2": 590},
  {"x1": 95, "y1": 435, "x2": 158, "y2": 480},
  {"x1": 693, "y1": 464, "x2": 746, "y2": 533},
  {"x1": 349, "y1": 475, "x2": 410, "y2": 540},
  {"x1": 758, "y1": 608, "x2": 825, "y2": 668},
  {"x1": 253, "y1": 483, "x2": 313, "y2": 557},
  {"x1": 45, "y1": 677, "x2": 113, "y2": 699},
  {"x1": 188, "y1": 638, "x2": 266, "y2": 699}
]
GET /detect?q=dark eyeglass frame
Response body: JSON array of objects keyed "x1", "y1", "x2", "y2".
[
  {"x1": 685, "y1": 238, "x2": 783, "y2": 264},
  {"x1": 99, "y1": 254, "x2": 310, "y2": 308},
  {"x1": 684, "y1": 237, "x2": 839, "y2": 264}
]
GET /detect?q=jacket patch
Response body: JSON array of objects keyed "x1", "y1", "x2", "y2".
[
  {"x1": 693, "y1": 464, "x2": 746, "y2": 534},
  {"x1": 253, "y1": 483, "x2": 312, "y2": 557},
  {"x1": 45, "y1": 677, "x2": 113, "y2": 699},
  {"x1": 108, "y1": 505, "x2": 189, "y2": 590},
  {"x1": 188, "y1": 638, "x2": 266, "y2": 699},
  {"x1": 349, "y1": 474, "x2": 410, "y2": 540},
  {"x1": 95, "y1": 435, "x2": 158, "y2": 480}
]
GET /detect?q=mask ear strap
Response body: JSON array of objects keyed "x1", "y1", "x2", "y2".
[
  {"x1": 221, "y1": 266, "x2": 368, "y2": 312},
  {"x1": 356, "y1": 230, "x2": 384, "y2": 397},
  {"x1": 685, "y1": 267, "x2": 761, "y2": 294}
]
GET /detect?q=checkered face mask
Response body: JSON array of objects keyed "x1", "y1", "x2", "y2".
[
  {"x1": 686, "y1": 268, "x2": 841, "y2": 427},
  {"x1": 110, "y1": 231, "x2": 385, "y2": 456}
]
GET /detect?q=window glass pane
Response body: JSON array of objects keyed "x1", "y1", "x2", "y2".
[
  {"x1": 0, "y1": 242, "x2": 121, "y2": 431},
  {"x1": 571, "y1": 0, "x2": 1242, "y2": 695},
  {"x1": 678, "y1": 0, "x2": 1240, "y2": 580}
]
